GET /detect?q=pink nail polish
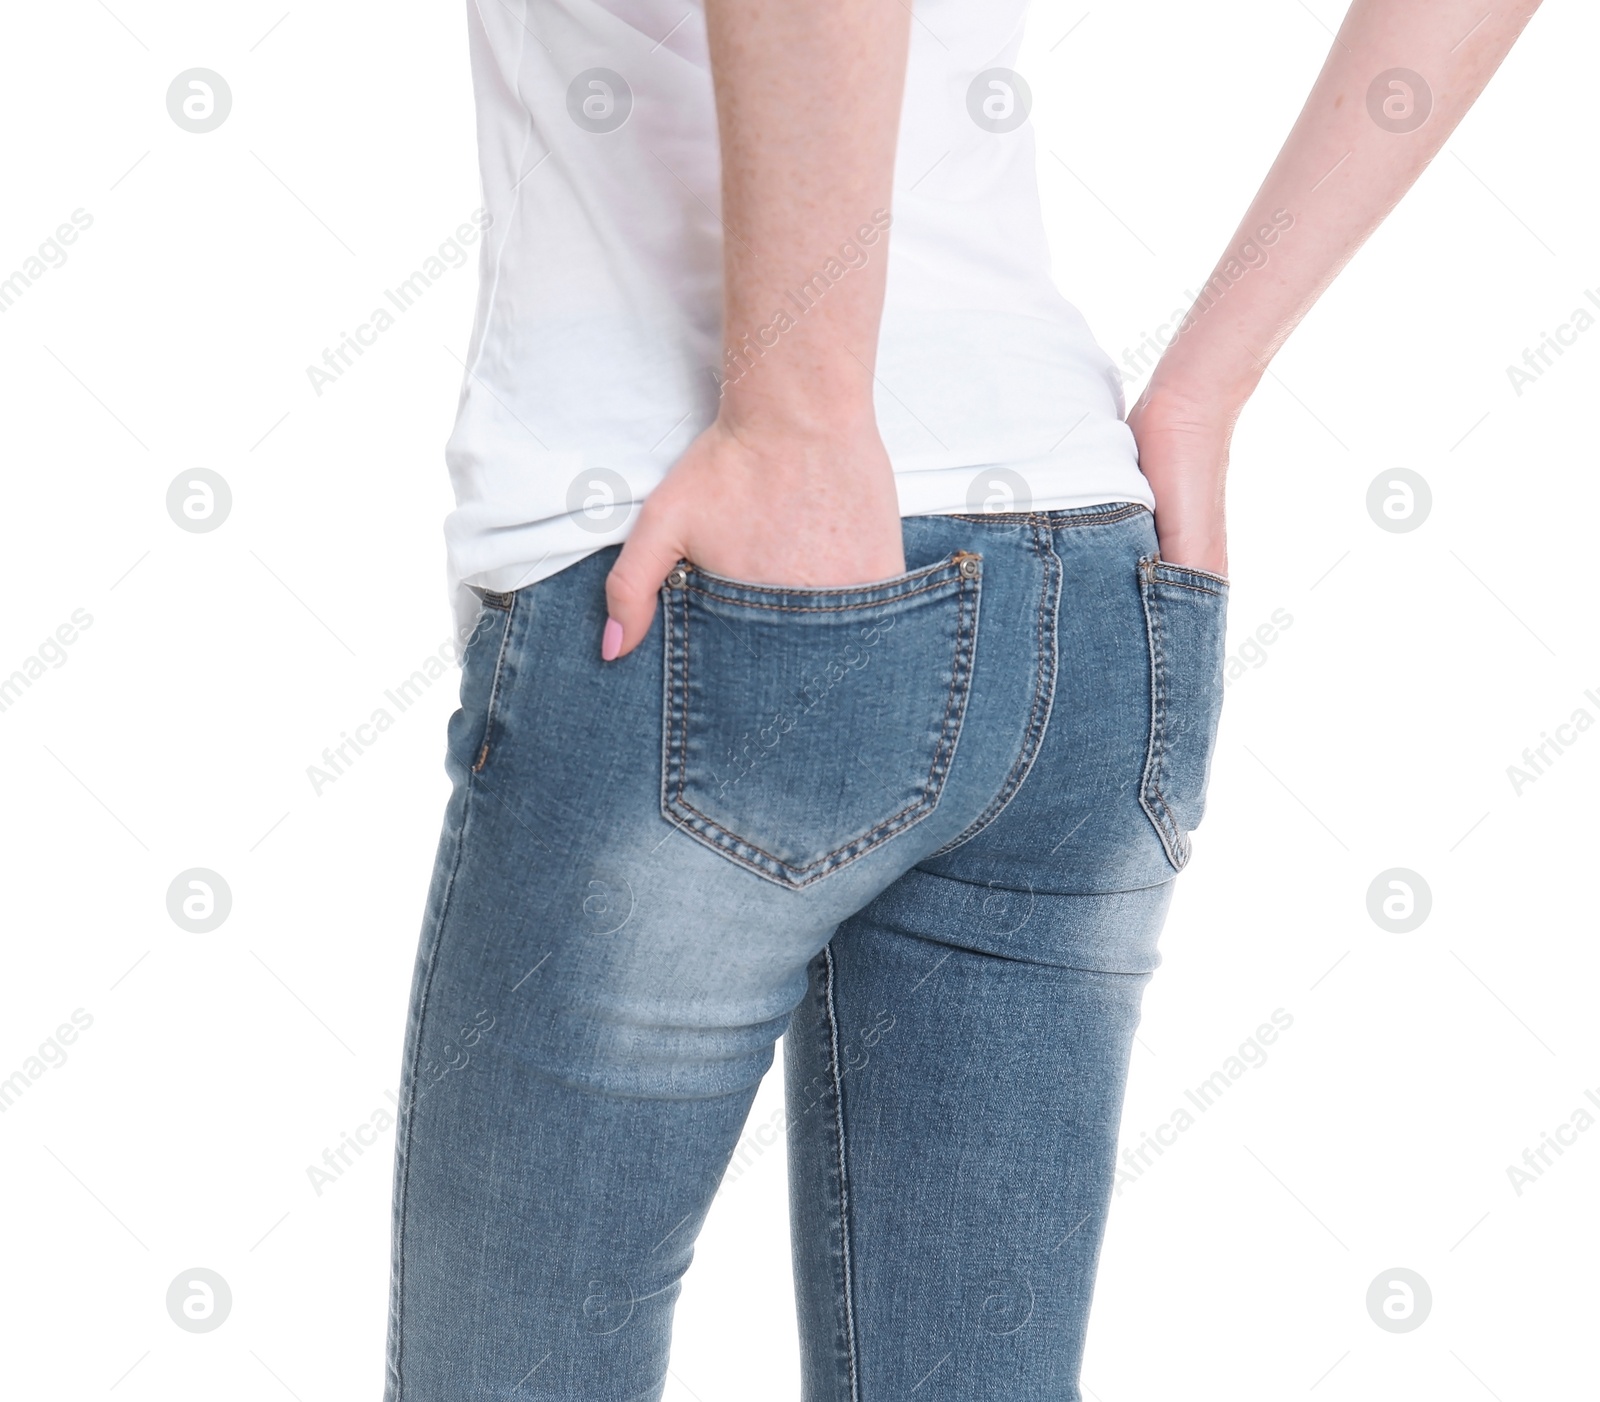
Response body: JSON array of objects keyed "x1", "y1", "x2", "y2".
[{"x1": 601, "y1": 618, "x2": 624, "y2": 661}]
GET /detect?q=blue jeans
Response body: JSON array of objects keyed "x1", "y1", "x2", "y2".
[{"x1": 385, "y1": 503, "x2": 1228, "y2": 1400}]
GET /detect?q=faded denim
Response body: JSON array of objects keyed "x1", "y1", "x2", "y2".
[{"x1": 384, "y1": 502, "x2": 1228, "y2": 1401}]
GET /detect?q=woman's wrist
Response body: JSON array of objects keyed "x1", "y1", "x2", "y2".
[
  {"x1": 1130, "y1": 370, "x2": 1254, "y2": 437},
  {"x1": 715, "y1": 386, "x2": 884, "y2": 465}
]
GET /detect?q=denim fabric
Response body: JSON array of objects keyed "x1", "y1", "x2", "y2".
[{"x1": 384, "y1": 503, "x2": 1227, "y2": 1401}]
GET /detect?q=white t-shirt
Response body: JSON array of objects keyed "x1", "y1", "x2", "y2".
[{"x1": 443, "y1": 0, "x2": 1153, "y2": 638}]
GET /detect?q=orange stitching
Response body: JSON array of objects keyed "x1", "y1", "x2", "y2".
[{"x1": 683, "y1": 574, "x2": 959, "y2": 615}]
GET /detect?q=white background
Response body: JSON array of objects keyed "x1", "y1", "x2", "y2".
[{"x1": 1, "y1": 1, "x2": 1594, "y2": 1398}]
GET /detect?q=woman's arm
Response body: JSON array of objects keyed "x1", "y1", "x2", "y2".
[
  {"x1": 1130, "y1": 0, "x2": 1544, "y2": 578},
  {"x1": 603, "y1": 0, "x2": 913, "y2": 660}
]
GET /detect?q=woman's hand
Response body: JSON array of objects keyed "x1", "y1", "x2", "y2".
[
  {"x1": 601, "y1": 413, "x2": 906, "y2": 659},
  {"x1": 1125, "y1": 0, "x2": 1541, "y2": 578},
  {"x1": 596, "y1": 0, "x2": 915, "y2": 661},
  {"x1": 1126, "y1": 387, "x2": 1234, "y2": 581}
]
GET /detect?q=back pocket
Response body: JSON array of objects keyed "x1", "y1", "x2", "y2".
[
  {"x1": 662, "y1": 553, "x2": 982, "y2": 888},
  {"x1": 1137, "y1": 556, "x2": 1228, "y2": 871}
]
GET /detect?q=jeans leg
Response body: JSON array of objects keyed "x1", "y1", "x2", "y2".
[
  {"x1": 381, "y1": 560, "x2": 850, "y2": 1401},
  {"x1": 785, "y1": 866, "x2": 1172, "y2": 1401},
  {"x1": 383, "y1": 766, "x2": 837, "y2": 1402}
]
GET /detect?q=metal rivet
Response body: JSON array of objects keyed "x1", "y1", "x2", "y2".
[
  {"x1": 958, "y1": 556, "x2": 981, "y2": 579},
  {"x1": 665, "y1": 567, "x2": 688, "y2": 588}
]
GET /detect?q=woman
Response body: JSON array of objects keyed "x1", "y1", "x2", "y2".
[{"x1": 385, "y1": 1, "x2": 1541, "y2": 1397}]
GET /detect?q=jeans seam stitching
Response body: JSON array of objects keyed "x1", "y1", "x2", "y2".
[
  {"x1": 822, "y1": 943, "x2": 863, "y2": 1402},
  {"x1": 666, "y1": 793, "x2": 940, "y2": 884},
  {"x1": 666, "y1": 585, "x2": 687, "y2": 814},
  {"x1": 662, "y1": 577, "x2": 980, "y2": 887},
  {"x1": 929, "y1": 521, "x2": 1060, "y2": 855},
  {"x1": 1045, "y1": 502, "x2": 1149, "y2": 528},
  {"x1": 386, "y1": 764, "x2": 479, "y2": 1397},
  {"x1": 390, "y1": 596, "x2": 517, "y2": 1387},
  {"x1": 1136, "y1": 557, "x2": 1187, "y2": 870},
  {"x1": 682, "y1": 573, "x2": 962, "y2": 614},
  {"x1": 908, "y1": 867, "x2": 1178, "y2": 899},
  {"x1": 946, "y1": 503, "x2": 1148, "y2": 528},
  {"x1": 687, "y1": 551, "x2": 960, "y2": 597},
  {"x1": 1153, "y1": 559, "x2": 1230, "y2": 588},
  {"x1": 1151, "y1": 576, "x2": 1227, "y2": 598},
  {"x1": 471, "y1": 594, "x2": 518, "y2": 773}
]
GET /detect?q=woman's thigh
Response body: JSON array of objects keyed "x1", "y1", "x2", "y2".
[{"x1": 784, "y1": 879, "x2": 1170, "y2": 1402}]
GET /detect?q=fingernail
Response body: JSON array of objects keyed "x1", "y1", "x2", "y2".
[{"x1": 601, "y1": 618, "x2": 623, "y2": 662}]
